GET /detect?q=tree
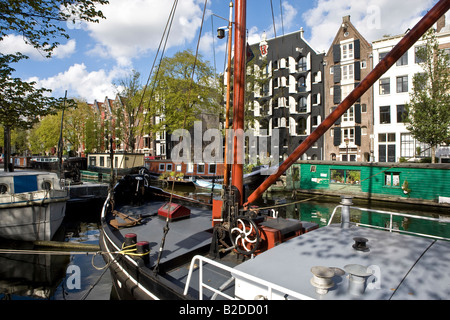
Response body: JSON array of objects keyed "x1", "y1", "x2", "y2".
[
  {"x1": 0, "y1": 54, "x2": 67, "y2": 170},
  {"x1": 406, "y1": 28, "x2": 450, "y2": 163},
  {"x1": 113, "y1": 70, "x2": 144, "y2": 152},
  {"x1": 0, "y1": 0, "x2": 108, "y2": 170},
  {"x1": 0, "y1": 0, "x2": 108, "y2": 58},
  {"x1": 29, "y1": 112, "x2": 62, "y2": 154},
  {"x1": 64, "y1": 99, "x2": 98, "y2": 155},
  {"x1": 145, "y1": 50, "x2": 222, "y2": 134}
]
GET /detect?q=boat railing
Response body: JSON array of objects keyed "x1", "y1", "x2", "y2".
[
  {"x1": 327, "y1": 205, "x2": 450, "y2": 241},
  {"x1": 183, "y1": 254, "x2": 314, "y2": 300}
]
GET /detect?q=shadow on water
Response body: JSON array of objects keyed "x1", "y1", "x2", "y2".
[{"x1": 0, "y1": 199, "x2": 115, "y2": 300}]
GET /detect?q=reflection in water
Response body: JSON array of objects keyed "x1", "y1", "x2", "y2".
[
  {"x1": 0, "y1": 221, "x2": 112, "y2": 300},
  {"x1": 0, "y1": 241, "x2": 70, "y2": 300}
]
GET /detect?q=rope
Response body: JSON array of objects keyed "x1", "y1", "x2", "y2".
[
  {"x1": 152, "y1": 0, "x2": 209, "y2": 276},
  {"x1": 0, "y1": 242, "x2": 149, "y2": 259}
]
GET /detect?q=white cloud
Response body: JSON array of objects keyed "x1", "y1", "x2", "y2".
[
  {"x1": 302, "y1": 0, "x2": 436, "y2": 52},
  {"x1": 53, "y1": 40, "x2": 77, "y2": 59},
  {"x1": 0, "y1": 34, "x2": 76, "y2": 60},
  {"x1": 29, "y1": 63, "x2": 130, "y2": 101},
  {"x1": 247, "y1": 1, "x2": 298, "y2": 45},
  {"x1": 84, "y1": 0, "x2": 205, "y2": 66}
]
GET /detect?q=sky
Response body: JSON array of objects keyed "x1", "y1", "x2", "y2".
[{"x1": 1, "y1": 0, "x2": 446, "y2": 103}]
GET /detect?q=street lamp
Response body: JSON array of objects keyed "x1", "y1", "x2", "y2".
[{"x1": 344, "y1": 137, "x2": 349, "y2": 162}]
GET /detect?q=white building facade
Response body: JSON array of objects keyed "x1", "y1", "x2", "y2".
[{"x1": 372, "y1": 25, "x2": 450, "y2": 162}]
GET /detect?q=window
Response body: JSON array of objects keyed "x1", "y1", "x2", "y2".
[
  {"x1": 41, "y1": 181, "x2": 52, "y2": 190},
  {"x1": 361, "y1": 126, "x2": 367, "y2": 135},
  {"x1": 415, "y1": 46, "x2": 426, "y2": 64},
  {"x1": 176, "y1": 164, "x2": 182, "y2": 172},
  {"x1": 379, "y1": 52, "x2": 388, "y2": 62},
  {"x1": 297, "y1": 97, "x2": 307, "y2": 113},
  {"x1": 342, "y1": 105, "x2": 354, "y2": 122},
  {"x1": 361, "y1": 60, "x2": 367, "y2": 69},
  {"x1": 379, "y1": 78, "x2": 390, "y2": 95},
  {"x1": 89, "y1": 157, "x2": 96, "y2": 167},
  {"x1": 379, "y1": 106, "x2": 391, "y2": 124},
  {"x1": 312, "y1": 93, "x2": 319, "y2": 105},
  {"x1": 297, "y1": 118, "x2": 307, "y2": 135},
  {"x1": 159, "y1": 163, "x2": 165, "y2": 171},
  {"x1": 401, "y1": 133, "x2": 415, "y2": 158},
  {"x1": 159, "y1": 143, "x2": 166, "y2": 156},
  {"x1": 341, "y1": 64, "x2": 354, "y2": 81},
  {"x1": 0, "y1": 184, "x2": 7, "y2": 194},
  {"x1": 378, "y1": 133, "x2": 396, "y2": 162},
  {"x1": 396, "y1": 105, "x2": 408, "y2": 123},
  {"x1": 208, "y1": 164, "x2": 216, "y2": 175},
  {"x1": 330, "y1": 169, "x2": 360, "y2": 184},
  {"x1": 396, "y1": 52, "x2": 408, "y2": 66},
  {"x1": 187, "y1": 163, "x2": 194, "y2": 173},
  {"x1": 396, "y1": 76, "x2": 408, "y2": 93},
  {"x1": 312, "y1": 116, "x2": 319, "y2": 126},
  {"x1": 273, "y1": 78, "x2": 279, "y2": 88},
  {"x1": 197, "y1": 163, "x2": 205, "y2": 174},
  {"x1": 401, "y1": 133, "x2": 431, "y2": 158},
  {"x1": 361, "y1": 103, "x2": 367, "y2": 113},
  {"x1": 443, "y1": 48, "x2": 450, "y2": 66},
  {"x1": 298, "y1": 56, "x2": 307, "y2": 72},
  {"x1": 384, "y1": 172, "x2": 400, "y2": 187},
  {"x1": 100, "y1": 156, "x2": 105, "y2": 167},
  {"x1": 341, "y1": 42, "x2": 354, "y2": 60},
  {"x1": 342, "y1": 128, "x2": 355, "y2": 145},
  {"x1": 144, "y1": 137, "x2": 151, "y2": 148},
  {"x1": 273, "y1": 60, "x2": 278, "y2": 70},
  {"x1": 297, "y1": 76, "x2": 306, "y2": 92},
  {"x1": 166, "y1": 163, "x2": 173, "y2": 171}
]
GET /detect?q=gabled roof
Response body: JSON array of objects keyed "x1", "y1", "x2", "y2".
[{"x1": 325, "y1": 15, "x2": 372, "y2": 57}]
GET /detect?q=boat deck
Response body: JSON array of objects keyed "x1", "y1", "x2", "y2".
[
  {"x1": 113, "y1": 200, "x2": 214, "y2": 268},
  {"x1": 233, "y1": 224, "x2": 450, "y2": 300},
  {"x1": 110, "y1": 200, "x2": 450, "y2": 300},
  {"x1": 111, "y1": 200, "x2": 240, "y2": 299}
]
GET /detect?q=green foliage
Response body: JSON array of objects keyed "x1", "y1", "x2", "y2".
[
  {"x1": 0, "y1": 0, "x2": 108, "y2": 163},
  {"x1": 113, "y1": 70, "x2": 143, "y2": 152},
  {"x1": 0, "y1": 0, "x2": 108, "y2": 57},
  {"x1": 144, "y1": 50, "x2": 222, "y2": 134}
]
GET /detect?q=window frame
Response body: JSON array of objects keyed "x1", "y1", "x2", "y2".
[{"x1": 379, "y1": 78, "x2": 390, "y2": 95}]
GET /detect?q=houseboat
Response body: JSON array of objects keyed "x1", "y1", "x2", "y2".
[
  {"x1": 145, "y1": 159, "x2": 267, "y2": 190},
  {"x1": 284, "y1": 161, "x2": 450, "y2": 207},
  {"x1": 0, "y1": 171, "x2": 69, "y2": 241}
]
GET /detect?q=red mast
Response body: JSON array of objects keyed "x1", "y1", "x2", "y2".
[{"x1": 231, "y1": 0, "x2": 246, "y2": 205}]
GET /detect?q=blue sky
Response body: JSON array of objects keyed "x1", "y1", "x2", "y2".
[{"x1": 1, "y1": 0, "x2": 443, "y2": 102}]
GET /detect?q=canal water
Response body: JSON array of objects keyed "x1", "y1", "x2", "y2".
[{"x1": 0, "y1": 187, "x2": 449, "y2": 300}]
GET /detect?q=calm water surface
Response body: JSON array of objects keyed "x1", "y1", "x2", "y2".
[{"x1": 0, "y1": 187, "x2": 448, "y2": 300}]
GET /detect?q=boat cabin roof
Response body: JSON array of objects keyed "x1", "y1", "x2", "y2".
[
  {"x1": 233, "y1": 224, "x2": 450, "y2": 300},
  {"x1": 0, "y1": 170, "x2": 61, "y2": 193}
]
